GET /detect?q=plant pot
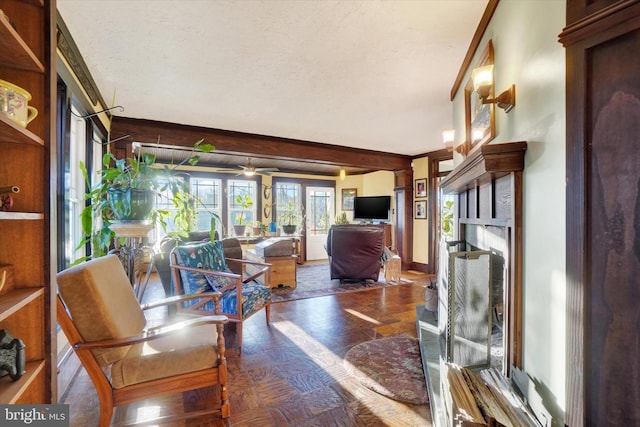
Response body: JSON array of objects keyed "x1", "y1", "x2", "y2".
[
  {"x1": 233, "y1": 225, "x2": 247, "y2": 236},
  {"x1": 424, "y1": 286, "x2": 438, "y2": 312},
  {"x1": 252, "y1": 227, "x2": 262, "y2": 236},
  {"x1": 282, "y1": 224, "x2": 297, "y2": 235},
  {"x1": 107, "y1": 187, "x2": 155, "y2": 220}
]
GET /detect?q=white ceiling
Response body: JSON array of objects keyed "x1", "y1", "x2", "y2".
[{"x1": 57, "y1": 0, "x2": 488, "y2": 156}]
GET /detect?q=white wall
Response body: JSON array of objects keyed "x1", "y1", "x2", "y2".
[
  {"x1": 450, "y1": 1, "x2": 566, "y2": 424},
  {"x1": 334, "y1": 170, "x2": 395, "y2": 224}
]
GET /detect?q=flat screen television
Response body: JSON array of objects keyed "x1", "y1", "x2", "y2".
[{"x1": 353, "y1": 195, "x2": 391, "y2": 223}]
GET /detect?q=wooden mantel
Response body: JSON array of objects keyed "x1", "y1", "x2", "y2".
[
  {"x1": 440, "y1": 141, "x2": 527, "y2": 194},
  {"x1": 438, "y1": 140, "x2": 527, "y2": 374}
]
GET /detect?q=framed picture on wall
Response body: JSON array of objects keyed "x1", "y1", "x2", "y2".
[
  {"x1": 415, "y1": 200, "x2": 427, "y2": 219},
  {"x1": 464, "y1": 39, "x2": 496, "y2": 154},
  {"x1": 342, "y1": 188, "x2": 357, "y2": 211},
  {"x1": 415, "y1": 178, "x2": 427, "y2": 198}
]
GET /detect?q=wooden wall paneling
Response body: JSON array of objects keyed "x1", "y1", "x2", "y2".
[
  {"x1": 46, "y1": 0, "x2": 58, "y2": 401},
  {"x1": 478, "y1": 182, "x2": 492, "y2": 220},
  {"x1": 560, "y1": 1, "x2": 640, "y2": 424},
  {"x1": 562, "y1": 32, "x2": 587, "y2": 427},
  {"x1": 509, "y1": 171, "x2": 522, "y2": 371},
  {"x1": 587, "y1": 25, "x2": 640, "y2": 427},
  {"x1": 566, "y1": 0, "x2": 635, "y2": 26},
  {"x1": 468, "y1": 186, "x2": 477, "y2": 219},
  {"x1": 494, "y1": 175, "x2": 512, "y2": 221},
  {"x1": 0, "y1": 143, "x2": 45, "y2": 213},
  {"x1": 460, "y1": 192, "x2": 466, "y2": 222}
]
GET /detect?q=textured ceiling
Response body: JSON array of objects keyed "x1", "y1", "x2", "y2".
[{"x1": 57, "y1": 0, "x2": 488, "y2": 156}]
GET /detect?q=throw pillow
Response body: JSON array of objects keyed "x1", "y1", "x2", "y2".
[{"x1": 172, "y1": 241, "x2": 228, "y2": 294}]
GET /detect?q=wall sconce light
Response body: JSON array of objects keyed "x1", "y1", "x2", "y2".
[
  {"x1": 442, "y1": 129, "x2": 455, "y2": 151},
  {"x1": 339, "y1": 167, "x2": 346, "y2": 181},
  {"x1": 471, "y1": 64, "x2": 516, "y2": 113},
  {"x1": 442, "y1": 129, "x2": 469, "y2": 155}
]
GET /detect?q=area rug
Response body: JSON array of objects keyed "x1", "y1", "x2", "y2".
[
  {"x1": 271, "y1": 263, "x2": 412, "y2": 303},
  {"x1": 343, "y1": 336, "x2": 429, "y2": 405}
]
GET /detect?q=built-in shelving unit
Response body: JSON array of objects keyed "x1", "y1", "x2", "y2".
[
  {"x1": 0, "y1": 114, "x2": 45, "y2": 145},
  {"x1": 0, "y1": 0, "x2": 53, "y2": 404}
]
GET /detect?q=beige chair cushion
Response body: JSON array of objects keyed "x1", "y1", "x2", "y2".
[
  {"x1": 111, "y1": 323, "x2": 219, "y2": 388},
  {"x1": 57, "y1": 254, "x2": 147, "y2": 366}
]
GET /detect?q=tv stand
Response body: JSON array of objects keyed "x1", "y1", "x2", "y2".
[{"x1": 357, "y1": 220, "x2": 389, "y2": 225}]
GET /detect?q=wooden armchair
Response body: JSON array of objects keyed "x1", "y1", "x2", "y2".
[
  {"x1": 170, "y1": 240, "x2": 272, "y2": 354},
  {"x1": 56, "y1": 254, "x2": 230, "y2": 427}
]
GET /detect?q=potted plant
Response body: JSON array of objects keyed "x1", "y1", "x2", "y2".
[
  {"x1": 252, "y1": 221, "x2": 266, "y2": 237},
  {"x1": 78, "y1": 139, "x2": 215, "y2": 260},
  {"x1": 280, "y1": 200, "x2": 304, "y2": 235},
  {"x1": 424, "y1": 280, "x2": 438, "y2": 312},
  {"x1": 233, "y1": 193, "x2": 253, "y2": 236},
  {"x1": 334, "y1": 212, "x2": 349, "y2": 225}
]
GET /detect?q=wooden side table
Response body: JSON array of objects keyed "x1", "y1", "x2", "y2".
[{"x1": 246, "y1": 249, "x2": 297, "y2": 289}]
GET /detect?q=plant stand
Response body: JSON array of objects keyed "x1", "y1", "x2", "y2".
[{"x1": 110, "y1": 221, "x2": 154, "y2": 300}]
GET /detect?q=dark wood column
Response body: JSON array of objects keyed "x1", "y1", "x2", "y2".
[
  {"x1": 394, "y1": 169, "x2": 413, "y2": 267},
  {"x1": 560, "y1": 1, "x2": 640, "y2": 424}
]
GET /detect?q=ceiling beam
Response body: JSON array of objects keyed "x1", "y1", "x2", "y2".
[{"x1": 110, "y1": 117, "x2": 412, "y2": 172}]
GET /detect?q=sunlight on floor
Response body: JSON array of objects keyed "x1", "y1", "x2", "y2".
[
  {"x1": 134, "y1": 405, "x2": 161, "y2": 425},
  {"x1": 273, "y1": 320, "x2": 392, "y2": 417},
  {"x1": 343, "y1": 308, "x2": 383, "y2": 325}
]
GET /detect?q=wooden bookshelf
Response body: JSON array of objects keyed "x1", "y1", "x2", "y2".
[{"x1": 0, "y1": 0, "x2": 53, "y2": 404}]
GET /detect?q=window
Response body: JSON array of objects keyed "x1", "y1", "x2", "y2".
[
  {"x1": 153, "y1": 176, "x2": 186, "y2": 243},
  {"x1": 56, "y1": 83, "x2": 106, "y2": 366},
  {"x1": 151, "y1": 176, "x2": 258, "y2": 241},
  {"x1": 191, "y1": 177, "x2": 222, "y2": 236},
  {"x1": 60, "y1": 102, "x2": 103, "y2": 268},
  {"x1": 307, "y1": 189, "x2": 331, "y2": 235},
  {"x1": 275, "y1": 183, "x2": 301, "y2": 226},
  {"x1": 228, "y1": 180, "x2": 256, "y2": 227},
  {"x1": 63, "y1": 106, "x2": 87, "y2": 266}
]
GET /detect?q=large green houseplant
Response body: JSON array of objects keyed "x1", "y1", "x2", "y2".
[{"x1": 78, "y1": 139, "x2": 215, "y2": 260}]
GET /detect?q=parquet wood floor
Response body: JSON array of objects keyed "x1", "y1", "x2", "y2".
[{"x1": 62, "y1": 268, "x2": 434, "y2": 427}]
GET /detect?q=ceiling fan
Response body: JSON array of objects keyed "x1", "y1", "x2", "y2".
[{"x1": 231, "y1": 158, "x2": 279, "y2": 176}]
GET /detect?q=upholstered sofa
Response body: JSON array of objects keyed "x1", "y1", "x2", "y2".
[{"x1": 325, "y1": 224, "x2": 385, "y2": 281}]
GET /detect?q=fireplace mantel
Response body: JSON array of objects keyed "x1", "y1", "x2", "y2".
[
  {"x1": 420, "y1": 140, "x2": 539, "y2": 426},
  {"x1": 440, "y1": 141, "x2": 527, "y2": 194}
]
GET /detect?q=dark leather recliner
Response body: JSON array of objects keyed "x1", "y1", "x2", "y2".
[{"x1": 326, "y1": 225, "x2": 385, "y2": 281}]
